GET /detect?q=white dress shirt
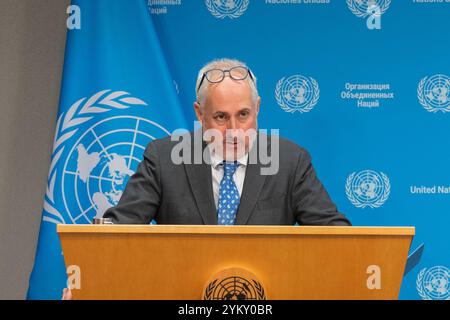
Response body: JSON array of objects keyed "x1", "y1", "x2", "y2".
[{"x1": 209, "y1": 147, "x2": 248, "y2": 210}]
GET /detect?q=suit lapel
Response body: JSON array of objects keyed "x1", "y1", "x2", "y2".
[
  {"x1": 235, "y1": 161, "x2": 266, "y2": 225},
  {"x1": 183, "y1": 134, "x2": 217, "y2": 225},
  {"x1": 184, "y1": 163, "x2": 217, "y2": 225},
  {"x1": 235, "y1": 134, "x2": 268, "y2": 225}
]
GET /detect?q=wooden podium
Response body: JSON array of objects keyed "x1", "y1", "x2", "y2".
[{"x1": 57, "y1": 225, "x2": 414, "y2": 300}]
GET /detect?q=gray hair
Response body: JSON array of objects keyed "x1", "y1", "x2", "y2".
[{"x1": 195, "y1": 58, "x2": 259, "y2": 106}]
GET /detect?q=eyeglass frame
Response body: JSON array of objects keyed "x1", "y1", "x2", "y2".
[{"x1": 196, "y1": 66, "x2": 255, "y2": 93}]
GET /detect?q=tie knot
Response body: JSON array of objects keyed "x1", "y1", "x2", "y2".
[{"x1": 223, "y1": 161, "x2": 239, "y2": 176}]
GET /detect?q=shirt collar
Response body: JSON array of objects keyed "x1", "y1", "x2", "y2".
[{"x1": 208, "y1": 144, "x2": 249, "y2": 169}]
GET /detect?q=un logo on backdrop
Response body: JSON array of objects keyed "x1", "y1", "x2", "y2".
[
  {"x1": 43, "y1": 90, "x2": 170, "y2": 225},
  {"x1": 417, "y1": 74, "x2": 450, "y2": 113},
  {"x1": 347, "y1": 0, "x2": 391, "y2": 29},
  {"x1": 345, "y1": 170, "x2": 390, "y2": 208},
  {"x1": 346, "y1": 0, "x2": 391, "y2": 17},
  {"x1": 275, "y1": 75, "x2": 320, "y2": 113},
  {"x1": 205, "y1": 0, "x2": 249, "y2": 19},
  {"x1": 416, "y1": 266, "x2": 450, "y2": 300}
]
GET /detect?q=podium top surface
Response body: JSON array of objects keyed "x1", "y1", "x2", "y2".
[
  {"x1": 58, "y1": 224, "x2": 415, "y2": 299},
  {"x1": 57, "y1": 224, "x2": 415, "y2": 236}
]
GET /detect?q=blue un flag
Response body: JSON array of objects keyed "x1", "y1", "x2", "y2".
[{"x1": 27, "y1": 0, "x2": 188, "y2": 299}]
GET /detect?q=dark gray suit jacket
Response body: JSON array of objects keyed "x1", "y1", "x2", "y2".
[{"x1": 103, "y1": 132, "x2": 351, "y2": 226}]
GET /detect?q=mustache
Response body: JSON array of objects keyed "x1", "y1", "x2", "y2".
[
  {"x1": 205, "y1": 136, "x2": 244, "y2": 144},
  {"x1": 225, "y1": 137, "x2": 244, "y2": 144}
]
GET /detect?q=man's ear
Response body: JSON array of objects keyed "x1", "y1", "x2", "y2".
[
  {"x1": 193, "y1": 102, "x2": 204, "y2": 124},
  {"x1": 255, "y1": 96, "x2": 261, "y2": 115}
]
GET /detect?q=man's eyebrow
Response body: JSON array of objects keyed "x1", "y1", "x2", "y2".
[
  {"x1": 212, "y1": 110, "x2": 228, "y2": 115},
  {"x1": 235, "y1": 107, "x2": 252, "y2": 113},
  {"x1": 211, "y1": 108, "x2": 251, "y2": 115}
]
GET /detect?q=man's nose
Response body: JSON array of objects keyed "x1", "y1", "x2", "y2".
[
  {"x1": 225, "y1": 124, "x2": 240, "y2": 142},
  {"x1": 226, "y1": 117, "x2": 238, "y2": 130}
]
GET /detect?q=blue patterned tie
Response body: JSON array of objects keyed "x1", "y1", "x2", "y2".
[{"x1": 217, "y1": 161, "x2": 240, "y2": 225}]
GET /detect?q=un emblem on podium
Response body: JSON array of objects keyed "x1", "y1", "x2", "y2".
[{"x1": 203, "y1": 268, "x2": 266, "y2": 300}]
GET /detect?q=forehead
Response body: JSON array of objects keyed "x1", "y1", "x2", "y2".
[{"x1": 206, "y1": 77, "x2": 253, "y2": 106}]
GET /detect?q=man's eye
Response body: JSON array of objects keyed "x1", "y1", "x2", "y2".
[
  {"x1": 215, "y1": 114, "x2": 226, "y2": 120},
  {"x1": 240, "y1": 111, "x2": 249, "y2": 117}
]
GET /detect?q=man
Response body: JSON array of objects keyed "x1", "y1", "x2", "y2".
[
  {"x1": 102, "y1": 58, "x2": 350, "y2": 226},
  {"x1": 62, "y1": 58, "x2": 350, "y2": 299}
]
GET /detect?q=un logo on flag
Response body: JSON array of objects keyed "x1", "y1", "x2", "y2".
[
  {"x1": 62, "y1": 117, "x2": 169, "y2": 224},
  {"x1": 345, "y1": 170, "x2": 390, "y2": 209},
  {"x1": 275, "y1": 75, "x2": 320, "y2": 113},
  {"x1": 43, "y1": 90, "x2": 169, "y2": 225},
  {"x1": 417, "y1": 266, "x2": 450, "y2": 300},
  {"x1": 418, "y1": 74, "x2": 450, "y2": 113},
  {"x1": 205, "y1": 0, "x2": 249, "y2": 19}
]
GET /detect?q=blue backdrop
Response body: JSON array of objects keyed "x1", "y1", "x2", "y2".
[{"x1": 28, "y1": 0, "x2": 450, "y2": 300}]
